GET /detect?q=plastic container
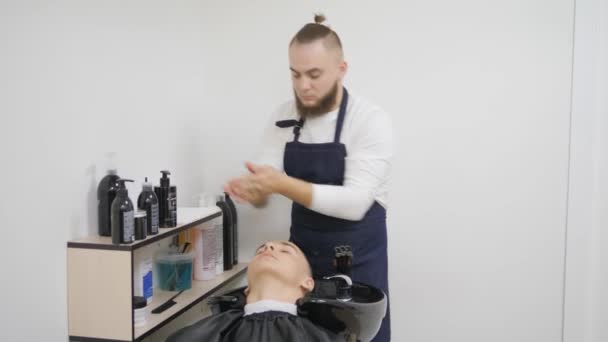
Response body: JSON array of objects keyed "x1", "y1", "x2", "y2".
[
  {"x1": 198, "y1": 192, "x2": 214, "y2": 207},
  {"x1": 134, "y1": 256, "x2": 153, "y2": 304},
  {"x1": 134, "y1": 211, "x2": 147, "y2": 240},
  {"x1": 155, "y1": 251, "x2": 194, "y2": 291},
  {"x1": 133, "y1": 296, "x2": 148, "y2": 328},
  {"x1": 193, "y1": 224, "x2": 216, "y2": 281},
  {"x1": 214, "y1": 215, "x2": 224, "y2": 275}
]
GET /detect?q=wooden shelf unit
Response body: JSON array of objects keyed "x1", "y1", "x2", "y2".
[{"x1": 67, "y1": 207, "x2": 247, "y2": 342}]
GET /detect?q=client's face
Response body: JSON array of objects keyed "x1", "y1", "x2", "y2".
[{"x1": 248, "y1": 240, "x2": 314, "y2": 293}]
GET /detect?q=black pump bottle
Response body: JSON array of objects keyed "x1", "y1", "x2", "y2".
[
  {"x1": 155, "y1": 170, "x2": 177, "y2": 228},
  {"x1": 97, "y1": 169, "x2": 120, "y2": 236},
  {"x1": 224, "y1": 193, "x2": 238, "y2": 265},
  {"x1": 216, "y1": 193, "x2": 234, "y2": 271},
  {"x1": 137, "y1": 177, "x2": 159, "y2": 235},
  {"x1": 111, "y1": 179, "x2": 135, "y2": 245}
]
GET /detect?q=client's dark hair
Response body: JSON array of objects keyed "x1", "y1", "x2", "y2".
[{"x1": 301, "y1": 247, "x2": 313, "y2": 278}]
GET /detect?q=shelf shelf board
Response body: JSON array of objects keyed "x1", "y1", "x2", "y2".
[{"x1": 67, "y1": 207, "x2": 221, "y2": 251}]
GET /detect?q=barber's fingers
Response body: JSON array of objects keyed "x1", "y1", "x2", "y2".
[
  {"x1": 225, "y1": 179, "x2": 241, "y2": 193},
  {"x1": 228, "y1": 177, "x2": 266, "y2": 204},
  {"x1": 226, "y1": 179, "x2": 250, "y2": 203},
  {"x1": 245, "y1": 162, "x2": 259, "y2": 174},
  {"x1": 228, "y1": 190, "x2": 247, "y2": 204},
  {"x1": 223, "y1": 183, "x2": 239, "y2": 198}
]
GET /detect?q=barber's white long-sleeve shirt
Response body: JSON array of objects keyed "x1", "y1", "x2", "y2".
[{"x1": 256, "y1": 92, "x2": 393, "y2": 221}]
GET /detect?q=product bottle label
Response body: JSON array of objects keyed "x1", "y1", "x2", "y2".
[
  {"x1": 123, "y1": 210, "x2": 134, "y2": 242},
  {"x1": 143, "y1": 270, "x2": 153, "y2": 299},
  {"x1": 149, "y1": 203, "x2": 159, "y2": 233},
  {"x1": 203, "y1": 228, "x2": 217, "y2": 272},
  {"x1": 216, "y1": 222, "x2": 223, "y2": 266},
  {"x1": 167, "y1": 193, "x2": 177, "y2": 225}
]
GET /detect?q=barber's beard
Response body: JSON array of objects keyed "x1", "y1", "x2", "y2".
[{"x1": 295, "y1": 82, "x2": 339, "y2": 118}]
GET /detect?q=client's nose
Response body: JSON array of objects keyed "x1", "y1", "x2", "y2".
[{"x1": 262, "y1": 242, "x2": 276, "y2": 251}]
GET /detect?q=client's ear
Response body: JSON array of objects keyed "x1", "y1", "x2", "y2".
[
  {"x1": 301, "y1": 277, "x2": 315, "y2": 293},
  {"x1": 244, "y1": 287, "x2": 250, "y2": 296}
]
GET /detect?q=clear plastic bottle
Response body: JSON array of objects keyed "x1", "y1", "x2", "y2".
[
  {"x1": 215, "y1": 215, "x2": 224, "y2": 275},
  {"x1": 193, "y1": 222, "x2": 216, "y2": 281}
]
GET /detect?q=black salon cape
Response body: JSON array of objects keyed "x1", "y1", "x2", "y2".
[{"x1": 166, "y1": 309, "x2": 345, "y2": 342}]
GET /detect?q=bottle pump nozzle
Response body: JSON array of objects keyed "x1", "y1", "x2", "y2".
[
  {"x1": 116, "y1": 179, "x2": 134, "y2": 195},
  {"x1": 160, "y1": 170, "x2": 171, "y2": 187},
  {"x1": 142, "y1": 177, "x2": 153, "y2": 190}
]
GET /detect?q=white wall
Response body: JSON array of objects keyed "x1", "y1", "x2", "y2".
[
  {"x1": 0, "y1": 1, "x2": 593, "y2": 342},
  {"x1": 588, "y1": 0, "x2": 608, "y2": 334},
  {"x1": 164, "y1": 1, "x2": 576, "y2": 341},
  {"x1": 0, "y1": 1, "x2": 215, "y2": 341},
  {"x1": 200, "y1": 1, "x2": 573, "y2": 342},
  {"x1": 564, "y1": 0, "x2": 608, "y2": 341}
]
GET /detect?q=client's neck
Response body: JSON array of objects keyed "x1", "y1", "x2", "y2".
[{"x1": 246, "y1": 275, "x2": 303, "y2": 305}]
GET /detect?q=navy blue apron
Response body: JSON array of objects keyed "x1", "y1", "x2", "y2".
[{"x1": 280, "y1": 88, "x2": 391, "y2": 342}]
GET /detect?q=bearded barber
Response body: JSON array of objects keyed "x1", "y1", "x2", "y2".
[{"x1": 225, "y1": 15, "x2": 393, "y2": 342}]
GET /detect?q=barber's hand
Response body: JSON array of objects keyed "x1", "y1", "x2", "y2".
[
  {"x1": 224, "y1": 174, "x2": 269, "y2": 206},
  {"x1": 223, "y1": 179, "x2": 248, "y2": 203},
  {"x1": 245, "y1": 162, "x2": 286, "y2": 196},
  {"x1": 226, "y1": 162, "x2": 311, "y2": 208}
]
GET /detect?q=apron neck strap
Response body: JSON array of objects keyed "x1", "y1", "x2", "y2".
[
  {"x1": 334, "y1": 87, "x2": 349, "y2": 143},
  {"x1": 293, "y1": 118, "x2": 305, "y2": 142},
  {"x1": 292, "y1": 87, "x2": 349, "y2": 143}
]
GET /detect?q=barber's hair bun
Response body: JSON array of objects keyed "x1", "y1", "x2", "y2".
[{"x1": 314, "y1": 13, "x2": 326, "y2": 24}]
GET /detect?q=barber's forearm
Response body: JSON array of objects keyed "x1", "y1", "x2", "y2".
[
  {"x1": 275, "y1": 175, "x2": 313, "y2": 208},
  {"x1": 274, "y1": 177, "x2": 375, "y2": 220},
  {"x1": 309, "y1": 184, "x2": 375, "y2": 221}
]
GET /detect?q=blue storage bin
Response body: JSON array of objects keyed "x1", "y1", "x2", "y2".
[{"x1": 155, "y1": 251, "x2": 194, "y2": 291}]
